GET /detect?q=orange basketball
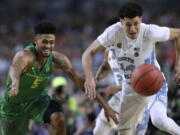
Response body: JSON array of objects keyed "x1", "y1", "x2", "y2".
[{"x1": 131, "y1": 64, "x2": 163, "y2": 96}]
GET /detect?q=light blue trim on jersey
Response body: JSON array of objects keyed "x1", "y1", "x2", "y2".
[
  {"x1": 109, "y1": 45, "x2": 116, "y2": 57},
  {"x1": 135, "y1": 79, "x2": 168, "y2": 135},
  {"x1": 155, "y1": 79, "x2": 168, "y2": 108},
  {"x1": 145, "y1": 50, "x2": 156, "y2": 65},
  {"x1": 136, "y1": 107, "x2": 150, "y2": 135},
  {"x1": 145, "y1": 50, "x2": 168, "y2": 108},
  {"x1": 151, "y1": 51, "x2": 155, "y2": 65}
]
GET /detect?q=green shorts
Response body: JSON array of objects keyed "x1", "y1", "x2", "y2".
[{"x1": 0, "y1": 95, "x2": 52, "y2": 135}]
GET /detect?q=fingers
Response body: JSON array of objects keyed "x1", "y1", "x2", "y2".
[
  {"x1": 84, "y1": 80, "x2": 96, "y2": 100},
  {"x1": 9, "y1": 90, "x2": 18, "y2": 98},
  {"x1": 114, "y1": 113, "x2": 120, "y2": 124},
  {"x1": 85, "y1": 84, "x2": 93, "y2": 99},
  {"x1": 91, "y1": 86, "x2": 96, "y2": 100},
  {"x1": 104, "y1": 111, "x2": 110, "y2": 122},
  {"x1": 9, "y1": 84, "x2": 19, "y2": 98},
  {"x1": 89, "y1": 85, "x2": 96, "y2": 100},
  {"x1": 111, "y1": 114, "x2": 119, "y2": 124},
  {"x1": 104, "y1": 108, "x2": 120, "y2": 124}
]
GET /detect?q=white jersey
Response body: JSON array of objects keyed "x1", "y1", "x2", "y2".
[
  {"x1": 98, "y1": 22, "x2": 170, "y2": 94},
  {"x1": 94, "y1": 23, "x2": 180, "y2": 135},
  {"x1": 106, "y1": 45, "x2": 124, "y2": 86}
]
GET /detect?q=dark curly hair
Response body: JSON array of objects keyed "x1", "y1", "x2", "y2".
[
  {"x1": 118, "y1": 2, "x2": 143, "y2": 19},
  {"x1": 34, "y1": 21, "x2": 56, "y2": 34}
]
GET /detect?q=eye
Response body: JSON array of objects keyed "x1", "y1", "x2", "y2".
[
  {"x1": 126, "y1": 23, "x2": 132, "y2": 27},
  {"x1": 42, "y1": 40, "x2": 48, "y2": 44},
  {"x1": 134, "y1": 22, "x2": 139, "y2": 26},
  {"x1": 49, "y1": 40, "x2": 54, "y2": 44}
]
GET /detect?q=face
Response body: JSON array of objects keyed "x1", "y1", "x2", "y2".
[
  {"x1": 35, "y1": 34, "x2": 55, "y2": 57},
  {"x1": 121, "y1": 16, "x2": 142, "y2": 39}
]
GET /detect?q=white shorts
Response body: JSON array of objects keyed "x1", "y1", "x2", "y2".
[
  {"x1": 94, "y1": 93, "x2": 122, "y2": 135},
  {"x1": 94, "y1": 80, "x2": 168, "y2": 135}
]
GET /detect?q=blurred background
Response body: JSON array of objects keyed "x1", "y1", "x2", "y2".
[{"x1": 0, "y1": 0, "x2": 180, "y2": 135}]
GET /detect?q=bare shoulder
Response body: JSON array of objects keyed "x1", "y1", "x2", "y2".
[
  {"x1": 52, "y1": 51, "x2": 66, "y2": 57},
  {"x1": 11, "y1": 49, "x2": 35, "y2": 72},
  {"x1": 13, "y1": 49, "x2": 34, "y2": 64}
]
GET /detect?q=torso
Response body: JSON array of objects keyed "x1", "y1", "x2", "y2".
[
  {"x1": 5, "y1": 43, "x2": 53, "y2": 103},
  {"x1": 107, "y1": 23, "x2": 160, "y2": 85}
]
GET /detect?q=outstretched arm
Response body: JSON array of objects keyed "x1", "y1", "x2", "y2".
[
  {"x1": 169, "y1": 28, "x2": 180, "y2": 84},
  {"x1": 9, "y1": 50, "x2": 33, "y2": 98},
  {"x1": 52, "y1": 51, "x2": 119, "y2": 124},
  {"x1": 101, "y1": 85, "x2": 122, "y2": 97},
  {"x1": 53, "y1": 51, "x2": 84, "y2": 89},
  {"x1": 82, "y1": 40, "x2": 105, "y2": 99}
]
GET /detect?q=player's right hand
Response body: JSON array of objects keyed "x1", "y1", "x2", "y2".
[
  {"x1": 104, "y1": 107, "x2": 120, "y2": 125},
  {"x1": 84, "y1": 78, "x2": 96, "y2": 100},
  {"x1": 9, "y1": 81, "x2": 19, "y2": 98}
]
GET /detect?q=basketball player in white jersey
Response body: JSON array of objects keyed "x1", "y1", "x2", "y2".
[
  {"x1": 82, "y1": 2, "x2": 180, "y2": 135},
  {"x1": 94, "y1": 47, "x2": 180, "y2": 135}
]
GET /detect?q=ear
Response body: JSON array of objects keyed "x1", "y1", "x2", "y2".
[{"x1": 34, "y1": 35, "x2": 39, "y2": 44}]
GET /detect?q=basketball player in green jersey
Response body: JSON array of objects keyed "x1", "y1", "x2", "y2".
[{"x1": 0, "y1": 22, "x2": 119, "y2": 135}]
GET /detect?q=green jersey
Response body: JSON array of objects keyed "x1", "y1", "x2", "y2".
[{"x1": 4, "y1": 43, "x2": 53, "y2": 103}]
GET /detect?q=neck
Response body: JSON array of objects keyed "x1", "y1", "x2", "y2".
[{"x1": 37, "y1": 53, "x2": 48, "y2": 67}]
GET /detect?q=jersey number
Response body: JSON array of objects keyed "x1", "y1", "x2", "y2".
[{"x1": 31, "y1": 77, "x2": 42, "y2": 88}]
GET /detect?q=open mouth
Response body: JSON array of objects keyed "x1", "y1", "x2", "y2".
[
  {"x1": 44, "y1": 50, "x2": 50, "y2": 52},
  {"x1": 43, "y1": 49, "x2": 51, "y2": 52},
  {"x1": 42, "y1": 49, "x2": 51, "y2": 56},
  {"x1": 129, "y1": 33, "x2": 136, "y2": 36}
]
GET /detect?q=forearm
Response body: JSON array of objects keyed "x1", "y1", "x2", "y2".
[
  {"x1": 68, "y1": 71, "x2": 111, "y2": 110},
  {"x1": 8, "y1": 64, "x2": 22, "y2": 98},
  {"x1": 108, "y1": 85, "x2": 122, "y2": 94},
  {"x1": 82, "y1": 52, "x2": 94, "y2": 80},
  {"x1": 9, "y1": 64, "x2": 21, "y2": 84},
  {"x1": 66, "y1": 70, "x2": 85, "y2": 90},
  {"x1": 95, "y1": 92, "x2": 111, "y2": 110}
]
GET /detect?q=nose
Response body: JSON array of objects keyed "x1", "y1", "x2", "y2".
[
  {"x1": 45, "y1": 43, "x2": 52, "y2": 49},
  {"x1": 130, "y1": 25, "x2": 136, "y2": 32}
]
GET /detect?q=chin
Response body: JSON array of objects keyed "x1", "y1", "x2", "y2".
[
  {"x1": 129, "y1": 35, "x2": 137, "y2": 39},
  {"x1": 42, "y1": 53, "x2": 50, "y2": 57},
  {"x1": 44, "y1": 55, "x2": 49, "y2": 57}
]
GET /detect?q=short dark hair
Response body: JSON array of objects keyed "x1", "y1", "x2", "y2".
[
  {"x1": 118, "y1": 2, "x2": 143, "y2": 19},
  {"x1": 34, "y1": 21, "x2": 56, "y2": 34}
]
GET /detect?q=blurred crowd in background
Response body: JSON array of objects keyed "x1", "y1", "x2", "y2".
[{"x1": 0, "y1": 0, "x2": 180, "y2": 135}]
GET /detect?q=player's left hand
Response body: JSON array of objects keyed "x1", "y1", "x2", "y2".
[
  {"x1": 104, "y1": 107, "x2": 120, "y2": 124},
  {"x1": 174, "y1": 66, "x2": 180, "y2": 84},
  {"x1": 9, "y1": 81, "x2": 19, "y2": 98},
  {"x1": 84, "y1": 78, "x2": 96, "y2": 100}
]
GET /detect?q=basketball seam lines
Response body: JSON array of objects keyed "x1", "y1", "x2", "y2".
[
  {"x1": 133, "y1": 68, "x2": 157, "y2": 88},
  {"x1": 139, "y1": 71, "x2": 159, "y2": 95}
]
